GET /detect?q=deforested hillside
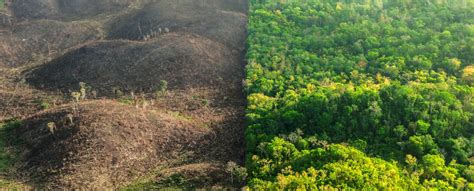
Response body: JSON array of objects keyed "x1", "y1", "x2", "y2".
[
  {"x1": 27, "y1": 34, "x2": 240, "y2": 94},
  {"x1": 0, "y1": 0, "x2": 247, "y2": 189},
  {"x1": 0, "y1": 20, "x2": 103, "y2": 67},
  {"x1": 10, "y1": 0, "x2": 132, "y2": 20},
  {"x1": 16, "y1": 101, "x2": 209, "y2": 188},
  {"x1": 106, "y1": 0, "x2": 248, "y2": 48}
]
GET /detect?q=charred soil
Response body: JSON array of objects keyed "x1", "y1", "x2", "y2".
[{"x1": 0, "y1": 0, "x2": 247, "y2": 189}]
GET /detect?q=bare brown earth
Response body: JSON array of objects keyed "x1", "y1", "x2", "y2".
[
  {"x1": 15, "y1": 101, "x2": 209, "y2": 188},
  {"x1": 0, "y1": 0, "x2": 247, "y2": 189}
]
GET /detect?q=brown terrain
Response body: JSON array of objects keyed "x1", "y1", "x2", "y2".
[{"x1": 0, "y1": 0, "x2": 247, "y2": 189}]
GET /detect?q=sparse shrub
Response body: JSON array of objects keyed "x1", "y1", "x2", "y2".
[
  {"x1": 112, "y1": 87, "x2": 124, "y2": 98},
  {"x1": 40, "y1": 102, "x2": 50, "y2": 110},
  {"x1": 192, "y1": 96, "x2": 210, "y2": 107},
  {"x1": 201, "y1": 99, "x2": 209, "y2": 106},
  {"x1": 226, "y1": 161, "x2": 247, "y2": 186},
  {"x1": 46, "y1": 122, "x2": 56, "y2": 134},
  {"x1": 79, "y1": 82, "x2": 90, "y2": 100},
  {"x1": 70, "y1": 82, "x2": 90, "y2": 112},
  {"x1": 70, "y1": 91, "x2": 81, "y2": 114},
  {"x1": 116, "y1": 89, "x2": 124, "y2": 97},
  {"x1": 159, "y1": 80, "x2": 168, "y2": 93},
  {"x1": 91, "y1": 90, "x2": 98, "y2": 99},
  {"x1": 118, "y1": 98, "x2": 134, "y2": 105},
  {"x1": 35, "y1": 99, "x2": 50, "y2": 110},
  {"x1": 0, "y1": 120, "x2": 23, "y2": 172},
  {"x1": 130, "y1": 92, "x2": 149, "y2": 109},
  {"x1": 155, "y1": 80, "x2": 168, "y2": 97},
  {"x1": 66, "y1": 114, "x2": 74, "y2": 125},
  {"x1": 70, "y1": 92, "x2": 81, "y2": 102},
  {"x1": 161, "y1": 173, "x2": 186, "y2": 187}
]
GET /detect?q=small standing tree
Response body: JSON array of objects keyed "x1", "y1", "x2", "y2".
[
  {"x1": 70, "y1": 91, "x2": 81, "y2": 114},
  {"x1": 79, "y1": 82, "x2": 89, "y2": 100},
  {"x1": 156, "y1": 80, "x2": 168, "y2": 97},
  {"x1": 47, "y1": 122, "x2": 56, "y2": 134},
  {"x1": 71, "y1": 92, "x2": 81, "y2": 103},
  {"x1": 226, "y1": 161, "x2": 247, "y2": 186}
]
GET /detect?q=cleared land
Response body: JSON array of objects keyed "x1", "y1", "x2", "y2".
[{"x1": 0, "y1": 0, "x2": 247, "y2": 189}]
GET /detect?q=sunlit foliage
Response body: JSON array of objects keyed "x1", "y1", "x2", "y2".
[{"x1": 246, "y1": 0, "x2": 473, "y2": 189}]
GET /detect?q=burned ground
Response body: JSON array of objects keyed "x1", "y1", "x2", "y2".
[
  {"x1": 1, "y1": 0, "x2": 247, "y2": 189},
  {"x1": 10, "y1": 0, "x2": 133, "y2": 21},
  {"x1": 15, "y1": 101, "x2": 209, "y2": 189},
  {"x1": 106, "y1": 0, "x2": 247, "y2": 49},
  {"x1": 0, "y1": 19, "x2": 103, "y2": 67},
  {"x1": 27, "y1": 33, "x2": 241, "y2": 95}
]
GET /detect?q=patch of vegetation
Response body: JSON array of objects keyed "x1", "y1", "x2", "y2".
[
  {"x1": 225, "y1": 162, "x2": 247, "y2": 186},
  {"x1": 192, "y1": 96, "x2": 210, "y2": 107},
  {"x1": 155, "y1": 80, "x2": 168, "y2": 98},
  {"x1": 0, "y1": 120, "x2": 25, "y2": 189},
  {"x1": 0, "y1": 120, "x2": 22, "y2": 171},
  {"x1": 158, "y1": 174, "x2": 187, "y2": 188},
  {"x1": 0, "y1": 0, "x2": 4, "y2": 10},
  {"x1": 118, "y1": 98, "x2": 134, "y2": 105},
  {"x1": 246, "y1": 0, "x2": 473, "y2": 189},
  {"x1": 34, "y1": 99, "x2": 51, "y2": 110},
  {"x1": 167, "y1": 111, "x2": 192, "y2": 122}
]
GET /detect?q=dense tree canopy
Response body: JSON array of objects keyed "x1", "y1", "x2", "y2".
[{"x1": 245, "y1": 0, "x2": 473, "y2": 189}]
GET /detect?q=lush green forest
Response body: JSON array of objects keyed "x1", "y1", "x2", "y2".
[{"x1": 245, "y1": 0, "x2": 473, "y2": 189}]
